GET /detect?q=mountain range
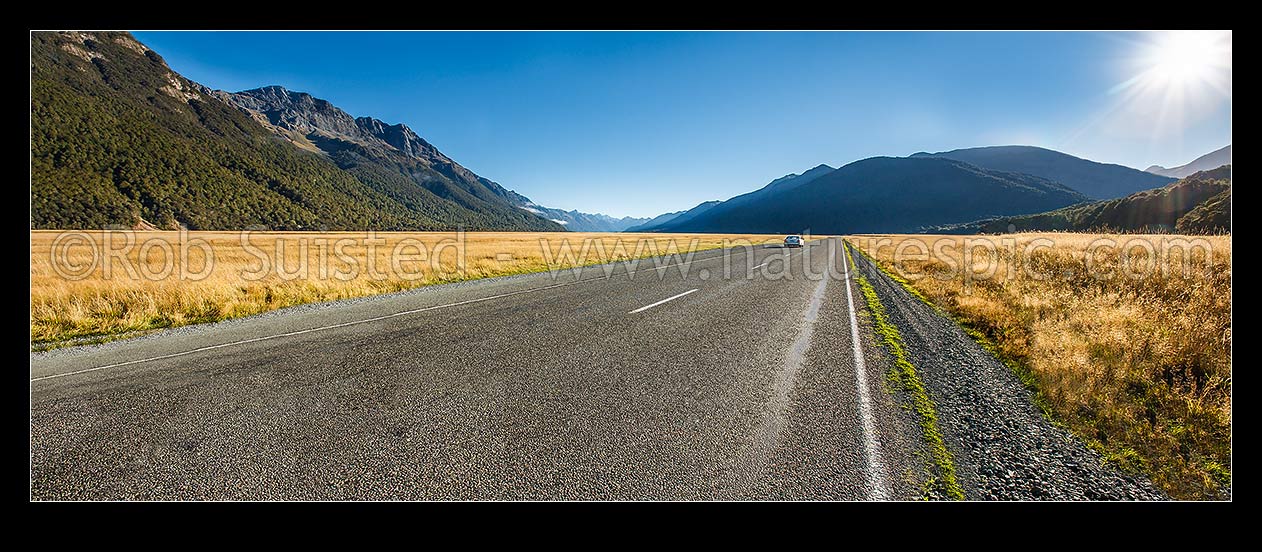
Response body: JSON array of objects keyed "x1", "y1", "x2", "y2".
[
  {"x1": 637, "y1": 157, "x2": 1089, "y2": 234},
  {"x1": 932, "y1": 165, "x2": 1231, "y2": 234},
  {"x1": 911, "y1": 146, "x2": 1175, "y2": 199},
  {"x1": 515, "y1": 202, "x2": 651, "y2": 232},
  {"x1": 624, "y1": 209, "x2": 693, "y2": 232},
  {"x1": 32, "y1": 31, "x2": 609, "y2": 232},
  {"x1": 1146, "y1": 145, "x2": 1232, "y2": 179},
  {"x1": 31, "y1": 32, "x2": 1229, "y2": 237},
  {"x1": 631, "y1": 144, "x2": 1229, "y2": 235},
  {"x1": 626, "y1": 201, "x2": 722, "y2": 232}
]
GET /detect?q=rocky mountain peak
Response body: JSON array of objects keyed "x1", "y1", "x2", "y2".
[
  {"x1": 353, "y1": 116, "x2": 433, "y2": 159},
  {"x1": 230, "y1": 86, "x2": 359, "y2": 138},
  {"x1": 227, "y1": 86, "x2": 442, "y2": 161}
]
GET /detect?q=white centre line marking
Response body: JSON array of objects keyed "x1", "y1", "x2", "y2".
[
  {"x1": 752, "y1": 248, "x2": 798, "y2": 271},
  {"x1": 30, "y1": 280, "x2": 587, "y2": 382},
  {"x1": 628, "y1": 288, "x2": 700, "y2": 314},
  {"x1": 841, "y1": 240, "x2": 891, "y2": 500}
]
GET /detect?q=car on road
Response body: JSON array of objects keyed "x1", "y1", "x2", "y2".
[{"x1": 784, "y1": 235, "x2": 804, "y2": 248}]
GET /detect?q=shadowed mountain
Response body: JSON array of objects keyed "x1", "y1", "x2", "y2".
[
  {"x1": 717, "y1": 163, "x2": 836, "y2": 210},
  {"x1": 912, "y1": 145, "x2": 1174, "y2": 199},
  {"x1": 31, "y1": 31, "x2": 561, "y2": 231},
  {"x1": 1147, "y1": 145, "x2": 1232, "y2": 179},
  {"x1": 625, "y1": 201, "x2": 721, "y2": 232},
  {"x1": 649, "y1": 157, "x2": 1088, "y2": 234},
  {"x1": 624, "y1": 210, "x2": 689, "y2": 232},
  {"x1": 932, "y1": 165, "x2": 1231, "y2": 235},
  {"x1": 630, "y1": 166, "x2": 834, "y2": 232}
]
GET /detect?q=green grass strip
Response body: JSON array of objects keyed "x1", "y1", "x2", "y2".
[{"x1": 845, "y1": 243, "x2": 964, "y2": 500}]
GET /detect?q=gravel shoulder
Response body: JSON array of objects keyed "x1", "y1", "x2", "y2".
[{"x1": 846, "y1": 242, "x2": 1164, "y2": 500}]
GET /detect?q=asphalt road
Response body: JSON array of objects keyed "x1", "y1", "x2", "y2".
[{"x1": 30, "y1": 237, "x2": 1158, "y2": 500}]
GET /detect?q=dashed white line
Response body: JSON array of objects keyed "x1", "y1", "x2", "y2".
[
  {"x1": 751, "y1": 249, "x2": 797, "y2": 271},
  {"x1": 30, "y1": 280, "x2": 588, "y2": 382},
  {"x1": 628, "y1": 288, "x2": 700, "y2": 314},
  {"x1": 32, "y1": 246, "x2": 748, "y2": 383},
  {"x1": 841, "y1": 241, "x2": 891, "y2": 500}
]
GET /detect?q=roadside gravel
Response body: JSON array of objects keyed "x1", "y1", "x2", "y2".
[{"x1": 847, "y1": 243, "x2": 1164, "y2": 500}]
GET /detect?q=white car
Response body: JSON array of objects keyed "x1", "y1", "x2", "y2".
[{"x1": 784, "y1": 235, "x2": 804, "y2": 248}]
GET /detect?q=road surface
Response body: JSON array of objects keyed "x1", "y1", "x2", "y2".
[{"x1": 30, "y1": 238, "x2": 1160, "y2": 500}]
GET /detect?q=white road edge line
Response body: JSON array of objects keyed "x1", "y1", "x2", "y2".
[
  {"x1": 841, "y1": 240, "x2": 892, "y2": 500},
  {"x1": 32, "y1": 245, "x2": 749, "y2": 382},
  {"x1": 627, "y1": 288, "x2": 700, "y2": 314}
]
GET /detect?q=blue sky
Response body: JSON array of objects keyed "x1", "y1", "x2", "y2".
[{"x1": 134, "y1": 31, "x2": 1232, "y2": 218}]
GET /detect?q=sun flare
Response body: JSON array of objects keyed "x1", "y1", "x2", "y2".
[
  {"x1": 1108, "y1": 31, "x2": 1231, "y2": 136},
  {"x1": 1144, "y1": 31, "x2": 1231, "y2": 87}
]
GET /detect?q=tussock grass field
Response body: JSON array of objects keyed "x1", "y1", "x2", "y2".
[
  {"x1": 851, "y1": 233, "x2": 1231, "y2": 499},
  {"x1": 31, "y1": 230, "x2": 781, "y2": 347}
]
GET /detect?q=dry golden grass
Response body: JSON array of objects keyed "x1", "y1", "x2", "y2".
[
  {"x1": 31, "y1": 230, "x2": 783, "y2": 346},
  {"x1": 851, "y1": 233, "x2": 1231, "y2": 499}
]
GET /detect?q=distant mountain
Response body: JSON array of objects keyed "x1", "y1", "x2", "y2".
[
  {"x1": 636, "y1": 165, "x2": 832, "y2": 229},
  {"x1": 624, "y1": 210, "x2": 687, "y2": 232},
  {"x1": 652, "y1": 157, "x2": 1089, "y2": 234},
  {"x1": 933, "y1": 165, "x2": 1231, "y2": 235},
  {"x1": 912, "y1": 145, "x2": 1174, "y2": 199},
  {"x1": 706, "y1": 164, "x2": 836, "y2": 213},
  {"x1": 627, "y1": 201, "x2": 721, "y2": 232},
  {"x1": 513, "y1": 202, "x2": 650, "y2": 232},
  {"x1": 31, "y1": 31, "x2": 561, "y2": 231},
  {"x1": 1147, "y1": 145, "x2": 1232, "y2": 179}
]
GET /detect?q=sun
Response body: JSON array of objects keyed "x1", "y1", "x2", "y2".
[
  {"x1": 1107, "y1": 31, "x2": 1231, "y2": 137},
  {"x1": 1143, "y1": 31, "x2": 1231, "y2": 87}
]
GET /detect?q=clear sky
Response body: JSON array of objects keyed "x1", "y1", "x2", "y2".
[{"x1": 133, "y1": 31, "x2": 1232, "y2": 218}]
